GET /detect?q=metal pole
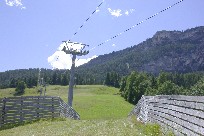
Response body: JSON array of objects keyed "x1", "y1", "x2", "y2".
[
  {"x1": 44, "y1": 83, "x2": 46, "y2": 96},
  {"x1": 68, "y1": 54, "x2": 76, "y2": 107}
]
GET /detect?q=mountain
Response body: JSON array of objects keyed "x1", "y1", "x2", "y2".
[
  {"x1": 76, "y1": 26, "x2": 204, "y2": 82},
  {"x1": 0, "y1": 26, "x2": 204, "y2": 87}
]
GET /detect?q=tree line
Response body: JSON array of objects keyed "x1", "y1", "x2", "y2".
[
  {"x1": 0, "y1": 68, "x2": 98, "y2": 89},
  {"x1": 1, "y1": 68, "x2": 204, "y2": 105},
  {"x1": 117, "y1": 71, "x2": 204, "y2": 105}
]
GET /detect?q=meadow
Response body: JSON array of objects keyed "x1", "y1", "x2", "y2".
[{"x1": 0, "y1": 85, "x2": 168, "y2": 136}]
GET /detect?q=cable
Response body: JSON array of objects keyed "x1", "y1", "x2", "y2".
[
  {"x1": 69, "y1": 0, "x2": 105, "y2": 41},
  {"x1": 56, "y1": 0, "x2": 105, "y2": 61},
  {"x1": 96, "y1": 0, "x2": 184, "y2": 47}
]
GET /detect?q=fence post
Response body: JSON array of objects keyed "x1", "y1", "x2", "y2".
[
  {"x1": 37, "y1": 97, "x2": 39, "y2": 119},
  {"x1": 20, "y1": 97, "x2": 24, "y2": 122},
  {"x1": 52, "y1": 97, "x2": 54, "y2": 118},
  {"x1": 2, "y1": 97, "x2": 6, "y2": 126},
  {"x1": 58, "y1": 97, "x2": 61, "y2": 117}
]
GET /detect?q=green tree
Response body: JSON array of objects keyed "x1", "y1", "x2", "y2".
[
  {"x1": 189, "y1": 78, "x2": 204, "y2": 95},
  {"x1": 157, "y1": 81, "x2": 183, "y2": 95},
  {"x1": 113, "y1": 72, "x2": 120, "y2": 88},
  {"x1": 123, "y1": 72, "x2": 150, "y2": 104},
  {"x1": 119, "y1": 76, "x2": 127, "y2": 97},
  {"x1": 15, "y1": 81, "x2": 27, "y2": 94},
  {"x1": 124, "y1": 72, "x2": 136, "y2": 104},
  {"x1": 104, "y1": 72, "x2": 120, "y2": 88},
  {"x1": 150, "y1": 76, "x2": 157, "y2": 89},
  {"x1": 104, "y1": 72, "x2": 111, "y2": 86},
  {"x1": 10, "y1": 78, "x2": 17, "y2": 88},
  {"x1": 132, "y1": 73, "x2": 151, "y2": 104},
  {"x1": 61, "y1": 74, "x2": 69, "y2": 86},
  {"x1": 51, "y1": 71, "x2": 57, "y2": 85},
  {"x1": 157, "y1": 72, "x2": 170, "y2": 85},
  {"x1": 27, "y1": 77, "x2": 33, "y2": 88},
  {"x1": 145, "y1": 87, "x2": 158, "y2": 96}
]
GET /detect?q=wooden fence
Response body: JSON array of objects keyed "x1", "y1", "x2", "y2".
[
  {"x1": 0, "y1": 96, "x2": 80, "y2": 127},
  {"x1": 129, "y1": 95, "x2": 204, "y2": 136}
]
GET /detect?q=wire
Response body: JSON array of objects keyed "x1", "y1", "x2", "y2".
[
  {"x1": 56, "y1": 0, "x2": 104, "y2": 60},
  {"x1": 96, "y1": 0, "x2": 184, "y2": 47},
  {"x1": 69, "y1": 0, "x2": 105, "y2": 41}
]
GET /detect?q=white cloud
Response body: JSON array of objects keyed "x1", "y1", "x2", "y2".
[
  {"x1": 112, "y1": 44, "x2": 116, "y2": 47},
  {"x1": 125, "y1": 10, "x2": 129, "y2": 16},
  {"x1": 108, "y1": 8, "x2": 122, "y2": 17},
  {"x1": 125, "y1": 9, "x2": 135, "y2": 16},
  {"x1": 48, "y1": 42, "x2": 97, "y2": 70},
  {"x1": 48, "y1": 51, "x2": 71, "y2": 70},
  {"x1": 130, "y1": 9, "x2": 135, "y2": 13},
  {"x1": 5, "y1": 0, "x2": 26, "y2": 9},
  {"x1": 96, "y1": 9, "x2": 100, "y2": 13},
  {"x1": 75, "y1": 55, "x2": 98, "y2": 67},
  {"x1": 108, "y1": 8, "x2": 135, "y2": 17},
  {"x1": 21, "y1": 6, "x2": 26, "y2": 9}
]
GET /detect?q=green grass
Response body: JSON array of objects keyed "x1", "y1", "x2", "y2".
[
  {"x1": 73, "y1": 85, "x2": 133, "y2": 120},
  {"x1": 0, "y1": 85, "x2": 168, "y2": 135},
  {"x1": 0, "y1": 87, "x2": 39, "y2": 98},
  {"x1": 0, "y1": 117, "x2": 163, "y2": 136}
]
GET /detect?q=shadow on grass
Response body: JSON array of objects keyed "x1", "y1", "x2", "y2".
[
  {"x1": 13, "y1": 92, "x2": 24, "y2": 96},
  {"x1": 0, "y1": 118, "x2": 66, "y2": 131}
]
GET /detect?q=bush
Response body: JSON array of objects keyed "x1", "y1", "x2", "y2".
[
  {"x1": 157, "y1": 81, "x2": 183, "y2": 95},
  {"x1": 189, "y1": 78, "x2": 204, "y2": 95},
  {"x1": 15, "y1": 81, "x2": 27, "y2": 94},
  {"x1": 120, "y1": 71, "x2": 151, "y2": 104}
]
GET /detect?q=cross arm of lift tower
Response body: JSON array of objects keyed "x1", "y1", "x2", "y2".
[{"x1": 62, "y1": 41, "x2": 89, "y2": 56}]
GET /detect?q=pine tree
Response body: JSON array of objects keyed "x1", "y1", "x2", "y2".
[
  {"x1": 51, "y1": 71, "x2": 57, "y2": 85},
  {"x1": 61, "y1": 74, "x2": 68, "y2": 86},
  {"x1": 104, "y1": 72, "x2": 111, "y2": 86},
  {"x1": 15, "y1": 81, "x2": 27, "y2": 94},
  {"x1": 10, "y1": 78, "x2": 17, "y2": 88}
]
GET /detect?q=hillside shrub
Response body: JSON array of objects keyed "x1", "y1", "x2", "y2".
[{"x1": 15, "y1": 81, "x2": 26, "y2": 95}]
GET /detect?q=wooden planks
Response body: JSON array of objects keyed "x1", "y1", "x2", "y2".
[
  {"x1": 129, "y1": 95, "x2": 204, "y2": 136},
  {"x1": 0, "y1": 96, "x2": 80, "y2": 127}
]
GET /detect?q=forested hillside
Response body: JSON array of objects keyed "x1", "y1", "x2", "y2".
[{"x1": 76, "y1": 26, "x2": 204, "y2": 82}]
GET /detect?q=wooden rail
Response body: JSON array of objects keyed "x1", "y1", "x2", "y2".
[
  {"x1": 129, "y1": 95, "x2": 204, "y2": 136},
  {"x1": 0, "y1": 96, "x2": 80, "y2": 127}
]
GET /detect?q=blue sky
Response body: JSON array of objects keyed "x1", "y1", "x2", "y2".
[{"x1": 0, "y1": 0, "x2": 204, "y2": 72}]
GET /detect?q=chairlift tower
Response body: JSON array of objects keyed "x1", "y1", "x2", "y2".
[{"x1": 62, "y1": 41, "x2": 89, "y2": 107}]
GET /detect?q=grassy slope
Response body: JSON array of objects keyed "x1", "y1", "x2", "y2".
[
  {"x1": 0, "y1": 117, "x2": 163, "y2": 136},
  {"x1": 0, "y1": 85, "x2": 165, "y2": 136},
  {"x1": 73, "y1": 85, "x2": 133, "y2": 120}
]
